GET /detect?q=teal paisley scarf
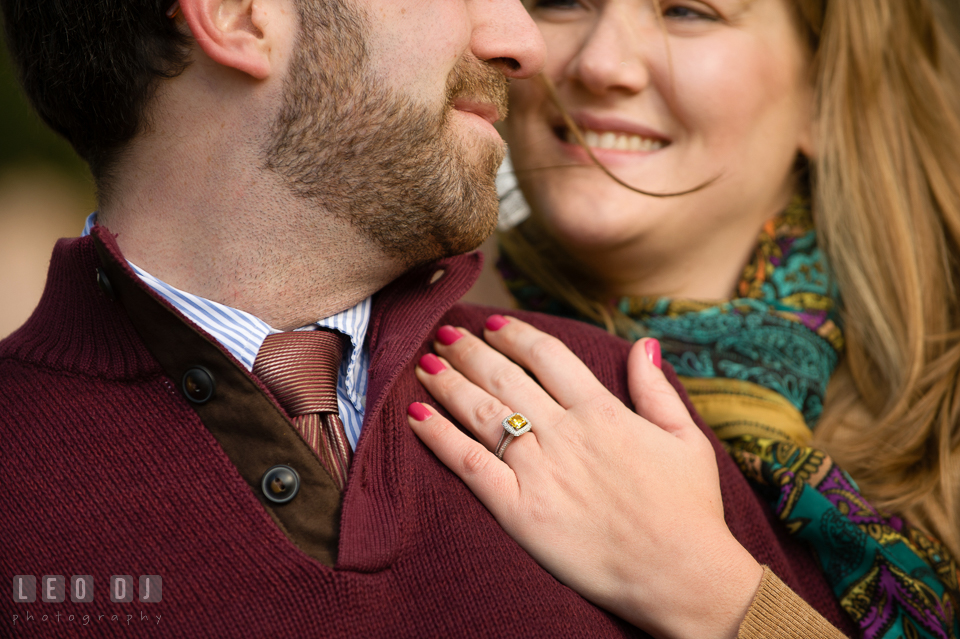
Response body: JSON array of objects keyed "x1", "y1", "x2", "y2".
[{"x1": 500, "y1": 198, "x2": 960, "y2": 639}]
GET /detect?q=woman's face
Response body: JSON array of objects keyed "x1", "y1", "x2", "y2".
[{"x1": 504, "y1": 0, "x2": 815, "y2": 296}]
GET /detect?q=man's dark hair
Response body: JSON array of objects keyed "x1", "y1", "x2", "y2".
[{"x1": 0, "y1": 1, "x2": 191, "y2": 187}]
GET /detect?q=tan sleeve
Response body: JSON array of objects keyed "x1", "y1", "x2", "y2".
[{"x1": 738, "y1": 566, "x2": 848, "y2": 639}]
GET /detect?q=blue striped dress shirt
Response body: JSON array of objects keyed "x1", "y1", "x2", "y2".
[{"x1": 82, "y1": 213, "x2": 370, "y2": 450}]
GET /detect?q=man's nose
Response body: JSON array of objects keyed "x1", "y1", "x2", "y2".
[{"x1": 469, "y1": 0, "x2": 546, "y2": 79}]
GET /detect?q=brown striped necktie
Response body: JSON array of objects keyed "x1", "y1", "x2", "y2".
[{"x1": 253, "y1": 330, "x2": 352, "y2": 491}]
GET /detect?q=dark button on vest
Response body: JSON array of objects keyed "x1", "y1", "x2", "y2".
[
  {"x1": 261, "y1": 465, "x2": 300, "y2": 504},
  {"x1": 182, "y1": 367, "x2": 215, "y2": 404}
]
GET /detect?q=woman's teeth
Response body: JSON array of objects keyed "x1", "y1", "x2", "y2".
[{"x1": 565, "y1": 128, "x2": 665, "y2": 152}]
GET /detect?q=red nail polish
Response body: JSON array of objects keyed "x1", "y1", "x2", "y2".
[
  {"x1": 485, "y1": 315, "x2": 509, "y2": 331},
  {"x1": 436, "y1": 325, "x2": 463, "y2": 346},
  {"x1": 408, "y1": 402, "x2": 432, "y2": 421},
  {"x1": 645, "y1": 339, "x2": 662, "y2": 369},
  {"x1": 419, "y1": 353, "x2": 446, "y2": 375}
]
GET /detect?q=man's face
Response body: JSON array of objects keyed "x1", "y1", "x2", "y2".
[{"x1": 265, "y1": 0, "x2": 513, "y2": 267}]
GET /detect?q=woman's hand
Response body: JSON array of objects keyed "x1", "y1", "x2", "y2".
[{"x1": 407, "y1": 315, "x2": 764, "y2": 639}]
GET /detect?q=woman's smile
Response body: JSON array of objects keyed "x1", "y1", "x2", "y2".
[{"x1": 551, "y1": 111, "x2": 671, "y2": 162}]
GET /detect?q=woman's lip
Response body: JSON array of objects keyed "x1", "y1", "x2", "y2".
[
  {"x1": 452, "y1": 99, "x2": 500, "y2": 126},
  {"x1": 553, "y1": 111, "x2": 671, "y2": 143}
]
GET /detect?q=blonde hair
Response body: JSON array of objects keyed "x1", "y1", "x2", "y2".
[
  {"x1": 809, "y1": 0, "x2": 960, "y2": 557},
  {"x1": 501, "y1": 0, "x2": 960, "y2": 556}
]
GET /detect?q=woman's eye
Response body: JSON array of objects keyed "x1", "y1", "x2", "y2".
[
  {"x1": 530, "y1": 0, "x2": 583, "y2": 9},
  {"x1": 662, "y1": 4, "x2": 718, "y2": 21}
]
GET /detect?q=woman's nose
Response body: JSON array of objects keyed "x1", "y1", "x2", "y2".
[{"x1": 565, "y1": 7, "x2": 651, "y2": 96}]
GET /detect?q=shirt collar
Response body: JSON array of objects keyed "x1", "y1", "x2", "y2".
[{"x1": 81, "y1": 212, "x2": 370, "y2": 408}]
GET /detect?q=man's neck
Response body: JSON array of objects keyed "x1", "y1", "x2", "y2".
[{"x1": 98, "y1": 152, "x2": 404, "y2": 331}]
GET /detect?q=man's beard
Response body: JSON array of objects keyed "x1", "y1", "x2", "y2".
[{"x1": 265, "y1": 0, "x2": 509, "y2": 267}]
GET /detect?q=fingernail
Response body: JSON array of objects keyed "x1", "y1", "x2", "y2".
[
  {"x1": 645, "y1": 339, "x2": 662, "y2": 369},
  {"x1": 436, "y1": 325, "x2": 463, "y2": 346},
  {"x1": 407, "y1": 402, "x2": 432, "y2": 421},
  {"x1": 419, "y1": 353, "x2": 446, "y2": 375},
  {"x1": 485, "y1": 315, "x2": 510, "y2": 331}
]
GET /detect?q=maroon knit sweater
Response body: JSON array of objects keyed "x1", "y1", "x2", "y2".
[{"x1": 0, "y1": 232, "x2": 856, "y2": 638}]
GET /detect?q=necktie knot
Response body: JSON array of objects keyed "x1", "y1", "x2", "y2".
[
  {"x1": 254, "y1": 329, "x2": 352, "y2": 491},
  {"x1": 254, "y1": 330, "x2": 343, "y2": 418}
]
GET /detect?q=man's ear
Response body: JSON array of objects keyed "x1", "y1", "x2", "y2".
[{"x1": 178, "y1": 0, "x2": 279, "y2": 80}]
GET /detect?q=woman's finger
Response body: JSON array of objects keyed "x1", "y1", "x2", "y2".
[
  {"x1": 628, "y1": 339, "x2": 701, "y2": 441},
  {"x1": 475, "y1": 316, "x2": 611, "y2": 409},
  {"x1": 415, "y1": 352, "x2": 544, "y2": 458},
  {"x1": 406, "y1": 402, "x2": 522, "y2": 512},
  {"x1": 432, "y1": 325, "x2": 567, "y2": 429}
]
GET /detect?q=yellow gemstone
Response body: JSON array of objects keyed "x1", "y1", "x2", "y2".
[{"x1": 507, "y1": 414, "x2": 527, "y2": 431}]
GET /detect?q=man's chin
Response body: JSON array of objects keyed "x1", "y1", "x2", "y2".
[
  {"x1": 448, "y1": 206, "x2": 499, "y2": 257},
  {"x1": 395, "y1": 192, "x2": 499, "y2": 269},
  {"x1": 423, "y1": 132, "x2": 503, "y2": 260},
  {"x1": 461, "y1": 132, "x2": 507, "y2": 178}
]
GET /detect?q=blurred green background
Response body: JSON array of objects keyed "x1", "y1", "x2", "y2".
[{"x1": 0, "y1": 36, "x2": 95, "y2": 337}]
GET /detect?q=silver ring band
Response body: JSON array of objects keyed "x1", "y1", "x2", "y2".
[
  {"x1": 496, "y1": 413, "x2": 532, "y2": 460},
  {"x1": 495, "y1": 431, "x2": 513, "y2": 460}
]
